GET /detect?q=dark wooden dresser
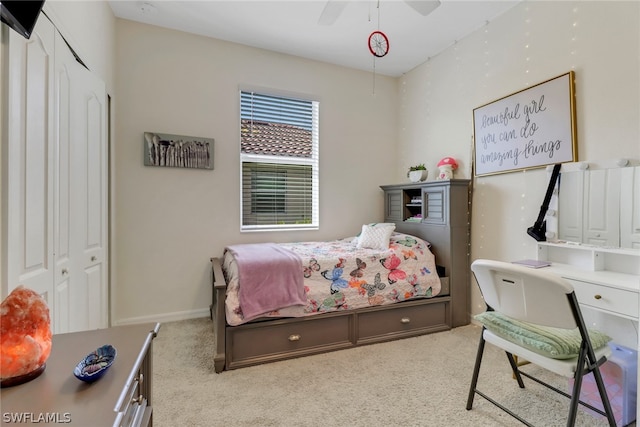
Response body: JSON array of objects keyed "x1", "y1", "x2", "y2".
[{"x1": 1, "y1": 323, "x2": 160, "y2": 426}]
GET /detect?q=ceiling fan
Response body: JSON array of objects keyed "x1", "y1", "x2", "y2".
[{"x1": 318, "y1": 0, "x2": 441, "y2": 26}]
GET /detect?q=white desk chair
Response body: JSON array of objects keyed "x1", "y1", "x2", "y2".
[{"x1": 466, "y1": 259, "x2": 616, "y2": 427}]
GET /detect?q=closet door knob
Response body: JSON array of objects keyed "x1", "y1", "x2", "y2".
[
  {"x1": 61, "y1": 268, "x2": 68, "y2": 275},
  {"x1": 91, "y1": 256, "x2": 97, "y2": 262}
]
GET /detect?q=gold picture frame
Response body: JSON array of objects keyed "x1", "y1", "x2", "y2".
[{"x1": 473, "y1": 71, "x2": 577, "y2": 177}]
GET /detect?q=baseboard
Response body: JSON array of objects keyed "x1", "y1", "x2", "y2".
[{"x1": 113, "y1": 307, "x2": 210, "y2": 327}]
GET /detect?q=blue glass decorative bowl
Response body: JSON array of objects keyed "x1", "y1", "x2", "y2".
[{"x1": 73, "y1": 344, "x2": 116, "y2": 383}]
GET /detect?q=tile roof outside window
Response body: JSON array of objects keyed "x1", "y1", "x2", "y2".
[{"x1": 240, "y1": 119, "x2": 312, "y2": 158}]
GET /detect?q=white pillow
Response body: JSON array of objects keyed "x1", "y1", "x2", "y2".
[{"x1": 357, "y1": 223, "x2": 395, "y2": 250}]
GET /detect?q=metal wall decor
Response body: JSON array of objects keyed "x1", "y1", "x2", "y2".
[{"x1": 144, "y1": 132, "x2": 214, "y2": 170}]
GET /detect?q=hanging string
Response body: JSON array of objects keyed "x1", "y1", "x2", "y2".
[
  {"x1": 372, "y1": 0, "x2": 381, "y2": 95},
  {"x1": 372, "y1": 57, "x2": 376, "y2": 95}
]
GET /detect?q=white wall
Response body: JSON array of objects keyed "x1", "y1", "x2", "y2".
[
  {"x1": 397, "y1": 1, "x2": 640, "y2": 317},
  {"x1": 113, "y1": 20, "x2": 397, "y2": 325}
]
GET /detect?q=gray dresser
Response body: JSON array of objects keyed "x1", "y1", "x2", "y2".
[{"x1": 1, "y1": 323, "x2": 160, "y2": 426}]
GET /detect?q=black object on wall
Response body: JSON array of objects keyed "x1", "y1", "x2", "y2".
[
  {"x1": 527, "y1": 163, "x2": 562, "y2": 242},
  {"x1": 0, "y1": 0, "x2": 45, "y2": 39}
]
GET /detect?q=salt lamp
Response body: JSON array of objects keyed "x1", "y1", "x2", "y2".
[{"x1": 0, "y1": 286, "x2": 52, "y2": 387}]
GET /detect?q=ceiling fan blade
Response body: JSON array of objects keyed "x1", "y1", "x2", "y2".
[
  {"x1": 318, "y1": 1, "x2": 348, "y2": 26},
  {"x1": 404, "y1": 0, "x2": 441, "y2": 16}
]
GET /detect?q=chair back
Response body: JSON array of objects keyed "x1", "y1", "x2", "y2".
[{"x1": 471, "y1": 259, "x2": 577, "y2": 329}]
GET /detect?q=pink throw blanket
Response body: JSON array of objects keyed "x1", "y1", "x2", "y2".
[{"x1": 225, "y1": 243, "x2": 306, "y2": 320}]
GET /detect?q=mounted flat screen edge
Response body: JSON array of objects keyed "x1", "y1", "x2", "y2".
[
  {"x1": 0, "y1": 0, "x2": 45, "y2": 39},
  {"x1": 473, "y1": 71, "x2": 577, "y2": 177}
]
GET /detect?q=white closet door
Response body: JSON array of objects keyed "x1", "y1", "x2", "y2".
[
  {"x1": 56, "y1": 34, "x2": 108, "y2": 333},
  {"x1": 5, "y1": 18, "x2": 55, "y2": 307},
  {"x1": 4, "y1": 16, "x2": 108, "y2": 333},
  {"x1": 53, "y1": 30, "x2": 72, "y2": 333}
]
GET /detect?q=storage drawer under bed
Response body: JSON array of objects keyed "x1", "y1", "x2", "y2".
[
  {"x1": 226, "y1": 313, "x2": 355, "y2": 369},
  {"x1": 357, "y1": 298, "x2": 451, "y2": 344}
]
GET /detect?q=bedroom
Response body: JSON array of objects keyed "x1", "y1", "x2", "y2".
[
  {"x1": 1, "y1": 0, "x2": 639, "y2": 424},
  {"x1": 112, "y1": 0, "x2": 636, "y2": 334}
]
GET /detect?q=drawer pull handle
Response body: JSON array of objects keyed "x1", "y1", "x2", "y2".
[
  {"x1": 401, "y1": 317, "x2": 411, "y2": 324},
  {"x1": 91, "y1": 255, "x2": 97, "y2": 262},
  {"x1": 61, "y1": 268, "x2": 68, "y2": 275},
  {"x1": 288, "y1": 334, "x2": 301, "y2": 342},
  {"x1": 594, "y1": 294, "x2": 602, "y2": 300}
]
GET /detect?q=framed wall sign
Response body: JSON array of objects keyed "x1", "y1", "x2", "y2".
[
  {"x1": 144, "y1": 132, "x2": 214, "y2": 170},
  {"x1": 473, "y1": 71, "x2": 577, "y2": 177}
]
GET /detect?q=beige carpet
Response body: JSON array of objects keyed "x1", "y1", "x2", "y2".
[{"x1": 153, "y1": 318, "x2": 630, "y2": 427}]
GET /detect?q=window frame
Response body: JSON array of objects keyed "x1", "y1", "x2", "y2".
[{"x1": 239, "y1": 89, "x2": 319, "y2": 232}]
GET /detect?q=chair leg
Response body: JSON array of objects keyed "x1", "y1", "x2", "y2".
[
  {"x1": 506, "y1": 352, "x2": 526, "y2": 388},
  {"x1": 466, "y1": 332, "x2": 486, "y2": 410},
  {"x1": 567, "y1": 347, "x2": 616, "y2": 427},
  {"x1": 567, "y1": 346, "x2": 588, "y2": 426},
  {"x1": 591, "y1": 364, "x2": 617, "y2": 427}
]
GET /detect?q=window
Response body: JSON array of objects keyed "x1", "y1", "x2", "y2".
[{"x1": 240, "y1": 90, "x2": 319, "y2": 231}]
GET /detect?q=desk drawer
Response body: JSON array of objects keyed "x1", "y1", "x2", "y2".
[
  {"x1": 568, "y1": 278, "x2": 639, "y2": 319},
  {"x1": 357, "y1": 299, "x2": 449, "y2": 343},
  {"x1": 227, "y1": 314, "x2": 354, "y2": 366}
]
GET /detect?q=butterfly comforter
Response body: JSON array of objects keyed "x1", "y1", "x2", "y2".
[{"x1": 222, "y1": 232, "x2": 442, "y2": 326}]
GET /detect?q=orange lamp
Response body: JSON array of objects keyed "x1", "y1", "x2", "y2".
[{"x1": 0, "y1": 286, "x2": 52, "y2": 387}]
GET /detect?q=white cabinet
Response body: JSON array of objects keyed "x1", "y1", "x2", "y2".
[
  {"x1": 537, "y1": 242, "x2": 640, "y2": 420},
  {"x1": 2, "y1": 16, "x2": 108, "y2": 333},
  {"x1": 557, "y1": 170, "x2": 584, "y2": 243},
  {"x1": 558, "y1": 168, "x2": 621, "y2": 246},
  {"x1": 621, "y1": 166, "x2": 640, "y2": 249},
  {"x1": 583, "y1": 168, "x2": 620, "y2": 246},
  {"x1": 557, "y1": 164, "x2": 639, "y2": 249}
]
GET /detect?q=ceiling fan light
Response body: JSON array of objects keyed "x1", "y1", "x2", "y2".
[{"x1": 404, "y1": 0, "x2": 441, "y2": 17}]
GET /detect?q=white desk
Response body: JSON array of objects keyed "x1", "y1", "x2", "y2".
[{"x1": 537, "y1": 242, "x2": 640, "y2": 420}]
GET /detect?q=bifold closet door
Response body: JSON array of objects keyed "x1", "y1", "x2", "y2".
[
  {"x1": 54, "y1": 30, "x2": 108, "y2": 333},
  {"x1": 4, "y1": 15, "x2": 108, "y2": 334},
  {"x1": 5, "y1": 18, "x2": 56, "y2": 309}
]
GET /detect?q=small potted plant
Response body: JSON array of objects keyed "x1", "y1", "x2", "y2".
[{"x1": 407, "y1": 164, "x2": 428, "y2": 182}]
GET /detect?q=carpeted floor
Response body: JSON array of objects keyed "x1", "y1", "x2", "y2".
[{"x1": 152, "y1": 318, "x2": 630, "y2": 427}]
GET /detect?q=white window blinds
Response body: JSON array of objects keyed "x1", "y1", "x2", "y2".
[{"x1": 240, "y1": 91, "x2": 319, "y2": 230}]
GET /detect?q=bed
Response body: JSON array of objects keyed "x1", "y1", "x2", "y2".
[
  {"x1": 212, "y1": 235, "x2": 461, "y2": 371},
  {"x1": 211, "y1": 180, "x2": 471, "y2": 372}
]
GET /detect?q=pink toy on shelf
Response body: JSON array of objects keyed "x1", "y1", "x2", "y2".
[{"x1": 437, "y1": 157, "x2": 458, "y2": 180}]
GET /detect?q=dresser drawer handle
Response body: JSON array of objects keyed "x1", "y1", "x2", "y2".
[
  {"x1": 288, "y1": 334, "x2": 301, "y2": 342},
  {"x1": 400, "y1": 317, "x2": 411, "y2": 324},
  {"x1": 594, "y1": 294, "x2": 602, "y2": 300}
]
